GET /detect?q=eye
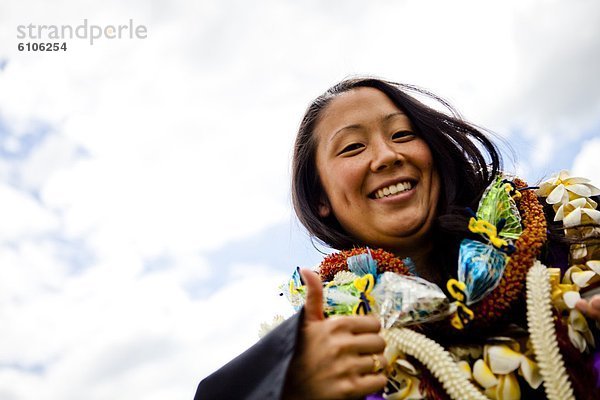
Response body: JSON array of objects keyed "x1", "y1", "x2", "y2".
[
  {"x1": 392, "y1": 131, "x2": 415, "y2": 141},
  {"x1": 338, "y1": 143, "x2": 365, "y2": 155}
]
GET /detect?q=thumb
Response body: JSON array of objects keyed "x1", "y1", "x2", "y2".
[{"x1": 300, "y1": 268, "x2": 325, "y2": 322}]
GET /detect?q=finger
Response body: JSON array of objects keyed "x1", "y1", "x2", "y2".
[
  {"x1": 340, "y1": 315, "x2": 381, "y2": 334},
  {"x1": 587, "y1": 295, "x2": 600, "y2": 321},
  {"x1": 336, "y1": 372, "x2": 388, "y2": 398},
  {"x1": 351, "y1": 334, "x2": 387, "y2": 355},
  {"x1": 356, "y1": 353, "x2": 388, "y2": 375},
  {"x1": 575, "y1": 299, "x2": 589, "y2": 314},
  {"x1": 586, "y1": 296, "x2": 600, "y2": 321},
  {"x1": 590, "y1": 295, "x2": 600, "y2": 311},
  {"x1": 576, "y1": 298, "x2": 600, "y2": 322},
  {"x1": 301, "y1": 268, "x2": 325, "y2": 322}
]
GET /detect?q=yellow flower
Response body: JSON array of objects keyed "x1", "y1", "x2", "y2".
[
  {"x1": 537, "y1": 170, "x2": 600, "y2": 205},
  {"x1": 587, "y1": 260, "x2": 600, "y2": 274},
  {"x1": 554, "y1": 197, "x2": 600, "y2": 228},
  {"x1": 553, "y1": 264, "x2": 598, "y2": 352},
  {"x1": 383, "y1": 345, "x2": 424, "y2": 400},
  {"x1": 493, "y1": 373, "x2": 521, "y2": 400},
  {"x1": 567, "y1": 309, "x2": 596, "y2": 353},
  {"x1": 548, "y1": 267, "x2": 580, "y2": 309},
  {"x1": 563, "y1": 263, "x2": 600, "y2": 288},
  {"x1": 472, "y1": 358, "x2": 498, "y2": 389},
  {"x1": 469, "y1": 343, "x2": 542, "y2": 400}
]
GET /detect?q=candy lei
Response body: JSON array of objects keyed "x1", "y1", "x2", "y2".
[
  {"x1": 470, "y1": 178, "x2": 547, "y2": 327},
  {"x1": 317, "y1": 178, "x2": 548, "y2": 330}
]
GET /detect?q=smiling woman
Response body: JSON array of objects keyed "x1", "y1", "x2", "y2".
[
  {"x1": 314, "y1": 88, "x2": 440, "y2": 260},
  {"x1": 194, "y1": 78, "x2": 600, "y2": 400},
  {"x1": 292, "y1": 79, "x2": 501, "y2": 285}
]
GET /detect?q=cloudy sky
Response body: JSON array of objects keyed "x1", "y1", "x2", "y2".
[{"x1": 1, "y1": 0, "x2": 599, "y2": 398}]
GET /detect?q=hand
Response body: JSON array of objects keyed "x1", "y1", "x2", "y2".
[
  {"x1": 575, "y1": 295, "x2": 600, "y2": 322},
  {"x1": 282, "y1": 269, "x2": 387, "y2": 400}
]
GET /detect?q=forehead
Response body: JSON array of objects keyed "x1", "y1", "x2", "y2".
[{"x1": 316, "y1": 87, "x2": 404, "y2": 135}]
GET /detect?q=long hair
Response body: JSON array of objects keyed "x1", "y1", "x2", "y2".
[{"x1": 292, "y1": 77, "x2": 502, "y2": 272}]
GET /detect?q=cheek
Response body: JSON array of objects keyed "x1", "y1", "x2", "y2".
[
  {"x1": 432, "y1": 173, "x2": 441, "y2": 205},
  {"x1": 421, "y1": 147, "x2": 435, "y2": 170},
  {"x1": 420, "y1": 150, "x2": 438, "y2": 184},
  {"x1": 427, "y1": 167, "x2": 442, "y2": 218},
  {"x1": 316, "y1": 161, "x2": 351, "y2": 217},
  {"x1": 321, "y1": 161, "x2": 361, "y2": 198},
  {"x1": 417, "y1": 145, "x2": 440, "y2": 205}
]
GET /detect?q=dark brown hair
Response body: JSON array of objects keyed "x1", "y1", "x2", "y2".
[{"x1": 292, "y1": 77, "x2": 502, "y2": 255}]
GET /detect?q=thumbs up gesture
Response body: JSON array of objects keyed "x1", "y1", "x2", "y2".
[{"x1": 282, "y1": 269, "x2": 387, "y2": 399}]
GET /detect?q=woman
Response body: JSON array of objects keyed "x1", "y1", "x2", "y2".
[{"x1": 195, "y1": 78, "x2": 600, "y2": 399}]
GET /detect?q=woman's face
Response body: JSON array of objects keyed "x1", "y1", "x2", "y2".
[{"x1": 314, "y1": 87, "x2": 440, "y2": 253}]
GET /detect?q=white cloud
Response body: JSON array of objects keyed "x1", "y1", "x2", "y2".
[
  {"x1": 572, "y1": 137, "x2": 600, "y2": 186},
  {"x1": 0, "y1": 183, "x2": 58, "y2": 241},
  {"x1": 491, "y1": 1, "x2": 600, "y2": 170},
  {"x1": 0, "y1": 257, "x2": 291, "y2": 399}
]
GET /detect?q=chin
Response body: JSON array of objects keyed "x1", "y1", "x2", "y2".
[
  {"x1": 392, "y1": 220, "x2": 430, "y2": 238},
  {"x1": 387, "y1": 225, "x2": 433, "y2": 250}
]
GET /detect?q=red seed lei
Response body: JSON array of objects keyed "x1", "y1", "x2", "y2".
[{"x1": 318, "y1": 247, "x2": 411, "y2": 281}]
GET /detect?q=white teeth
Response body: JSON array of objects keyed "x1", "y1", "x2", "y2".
[{"x1": 374, "y1": 181, "x2": 413, "y2": 199}]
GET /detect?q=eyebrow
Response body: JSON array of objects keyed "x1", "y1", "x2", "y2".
[{"x1": 329, "y1": 112, "x2": 407, "y2": 143}]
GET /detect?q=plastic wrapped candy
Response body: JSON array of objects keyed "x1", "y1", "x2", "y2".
[
  {"x1": 281, "y1": 268, "x2": 372, "y2": 317},
  {"x1": 282, "y1": 249, "x2": 451, "y2": 326},
  {"x1": 458, "y1": 239, "x2": 509, "y2": 305},
  {"x1": 446, "y1": 177, "x2": 523, "y2": 329},
  {"x1": 371, "y1": 272, "x2": 451, "y2": 329},
  {"x1": 322, "y1": 271, "x2": 367, "y2": 316},
  {"x1": 455, "y1": 177, "x2": 521, "y2": 306},
  {"x1": 347, "y1": 249, "x2": 378, "y2": 277},
  {"x1": 281, "y1": 266, "x2": 451, "y2": 326},
  {"x1": 476, "y1": 177, "x2": 523, "y2": 240},
  {"x1": 280, "y1": 267, "x2": 307, "y2": 311}
]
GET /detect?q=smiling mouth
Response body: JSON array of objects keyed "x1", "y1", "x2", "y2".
[{"x1": 371, "y1": 181, "x2": 415, "y2": 199}]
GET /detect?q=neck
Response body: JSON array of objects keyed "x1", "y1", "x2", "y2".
[{"x1": 392, "y1": 240, "x2": 446, "y2": 286}]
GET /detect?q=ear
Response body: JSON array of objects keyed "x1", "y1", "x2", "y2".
[{"x1": 318, "y1": 197, "x2": 331, "y2": 218}]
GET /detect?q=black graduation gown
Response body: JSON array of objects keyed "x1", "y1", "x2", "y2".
[{"x1": 194, "y1": 312, "x2": 302, "y2": 400}]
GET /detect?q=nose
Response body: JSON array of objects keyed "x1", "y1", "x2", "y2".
[{"x1": 370, "y1": 138, "x2": 402, "y2": 172}]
